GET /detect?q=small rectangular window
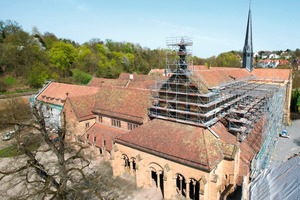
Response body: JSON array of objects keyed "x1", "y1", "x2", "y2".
[
  {"x1": 98, "y1": 115, "x2": 103, "y2": 123},
  {"x1": 128, "y1": 123, "x2": 139, "y2": 130},
  {"x1": 85, "y1": 122, "x2": 90, "y2": 128},
  {"x1": 111, "y1": 119, "x2": 121, "y2": 128}
]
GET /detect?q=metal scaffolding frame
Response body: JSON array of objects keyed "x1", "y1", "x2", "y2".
[
  {"x1": 148, "y1": 37, "x2": 288, "y2": 179},
  {"x1": 250, "y1": 86, "x2": 286, "y2": 176}
]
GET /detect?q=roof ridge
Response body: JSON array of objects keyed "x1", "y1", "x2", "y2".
[
  {"x1": 66, "y1": 97, "x2": 80, "y2": 121},
  {"x1": 201, "y1": 129, "x2": 210, "y2": 170}
]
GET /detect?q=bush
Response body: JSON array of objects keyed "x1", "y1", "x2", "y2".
[{"x1": 71, "y1": 69, "x2": 92, "y2": 85}]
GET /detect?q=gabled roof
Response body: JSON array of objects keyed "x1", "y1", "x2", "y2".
[
  {"x1": 86, "y1": 123, "x2": 126, "y2": 152},
  {"x1": 194, "y1": 68, "x2": 250, "y2": 87},
  {"x1": 193, "y1": 68, "x2": 292, "y2": 88},
  {"x1": 37, "y1": 82, "x2": 99, "y2": 106},
  {"x1": 87, "y1": 77, "x2": 128, "y2": 87},
  {"x1": 251, "y1": 68, "x2": 291, "y2": 81},
  {"x1": 212, "y1": 118, "x2": 264, "y2": 164},
  {"x1": 115, "y1": 119, "x2": 224, "y2": 171},
  {"x1": 93, "y1": 87, "x2": 151, "y2": 124},
  {"x1": 66, "y1": 94, "x2": 96, "y2": 121}
]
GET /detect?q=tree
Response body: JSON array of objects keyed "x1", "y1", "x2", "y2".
[
  {"x1": 290, "y1": 89, "x2": 299, "y2": 113},
  {"x1": 215, "y1": 52, "x2": 241, "y2": 68},
  {"x1": 0, "y1": 20, "x2": 22, "y2": 43},
  {"x1": 0, "y1": 98, "x2": 102, "y2": 199},
  {"x1": 71, "y1": 68, "x2": 92, "y2": 85},
  {"x1": 27, "y1": 62, "x2": 50, "y2": 88},
  {"x1": 49, "y1": 41, "x2": 77, "y2": 77},
  {"x1": 193, "y1": 56, "x2": 206, "y2": 65}
]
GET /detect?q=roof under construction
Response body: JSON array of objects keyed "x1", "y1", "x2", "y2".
[{"x1": 148, "y1": 36, "x2": 292, "y2": 177}]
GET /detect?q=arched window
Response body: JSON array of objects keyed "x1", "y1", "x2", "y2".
[
  {"x1": 176, "y1": 173, "x2": 186, "y2": 197},
  {"x1": 122, "y1": 154, "x2": 130, "y2": 172},
  {"x1": 189, "y1": 178, "x2": 200, "y2": 200}
]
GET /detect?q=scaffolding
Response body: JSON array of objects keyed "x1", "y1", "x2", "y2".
[
  {"x1": 149, "y1": 37, "x2": 288, "y2": 178},
  {"x1": 250, "y1": 86, "x2": 286, "y2": 176},
  {"x1": 166, "y1": 36, "x2": 193, "y2": 73},
  {"x1": 149, "y1": 36, "x2": 249, "y2": 127}
]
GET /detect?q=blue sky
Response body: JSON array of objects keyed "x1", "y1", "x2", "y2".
[{"x1": 1, "y1": 0, "x2": 300, "y2": 58}]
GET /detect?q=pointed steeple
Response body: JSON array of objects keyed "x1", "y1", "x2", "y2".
[{"x1": 242, "y1": 1, "x2": 253, "y2": 72}]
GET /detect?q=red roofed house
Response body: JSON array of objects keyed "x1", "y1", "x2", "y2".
[{"x1": 35, "y1": 81, "x2": 99, "y2": 129}]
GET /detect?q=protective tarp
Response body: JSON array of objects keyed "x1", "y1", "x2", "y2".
[{"x1": 249, "y1": 156, "x2": 300, "y2": 200}]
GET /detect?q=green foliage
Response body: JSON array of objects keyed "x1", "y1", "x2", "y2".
[
  {"x1": 291, "y1": 89, "x2": 300, "y2": 113},
  {"x1": 4, "y1": 19, "x2": 300, "y2": 96},
  {"x1": 0, "y1": 145, "x2": 20, "y2": 157},
  {"x1": 71, "y1": 68, "x2": 92, "y2": 85},
  {"x1": 27, "y1": 63, "x2": 50, "y2": 88},
  {"x1": 193, "y1": 56, "x2": 206, "y2": 65},
  {"x1": 216, "y1": 52, "x2": 241, "y2": 67},
  {"x1": 49, "y1": 41, "x2": 77, "y2": 76},
  {"x1": 3, "y1": 76, "x2": 16, "y2": 86}
]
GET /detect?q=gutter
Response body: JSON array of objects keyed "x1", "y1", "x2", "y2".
[
  {"x1": 34, "y1": 80, "x2": 52, "y2": 101},
  {"x1": 208, "y1": 126, "x2": 220, "y2": 139},
  {"x1": 115, "y1": 139, "x2": 212, "y2": 173}
]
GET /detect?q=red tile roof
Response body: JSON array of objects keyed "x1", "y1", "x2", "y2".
[
  {"x1": 211, "y1": 122, "x2": 237, "y2": 144},
  {"x1": 210, "y1": 122, "x2": 238, "y2": 159},
  {"x1": 126, "y1": 80, "x2": 156, "y2": 89},
  {"x1": 193, "y1": 68, "x2": 291, "y2": 88},
  {"x1": 66, "y1": 94, "x2": 96, "y2": 121},
  {"x1": 211, "y1": 119, "x2": 266, "y2": 184},
  {"x1": 87, "y1": 77, "x2": 128, "y2": 87},
  {"x1": 37, "y1": 82, "x2": 99, "y2": 106},
  {"x1": 189, "y1": 65, "x2": 208, "y2": 70},
  {"x1": 250, "y1": 68, "x2": 291, "y2": 81},
  {"x1": 93, "y1": 87, "x2": 151, "y2": 124},
  {"x1": 118, "y1": 73, "x2": 162, "y2": 81},
  {"x1": 194, "y1": 68, "x2": 250, "y2": 87},
  {"x1": 86, "y1": 123, "x2": 126, "y2": 152},
  {"x1": 115, "y1": 119, "x2": 224, "y2": 171}
]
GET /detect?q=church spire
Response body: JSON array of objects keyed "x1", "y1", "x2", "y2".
[{"x1": 243, "y1": 1, "x2": 253, "y2": 72}]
